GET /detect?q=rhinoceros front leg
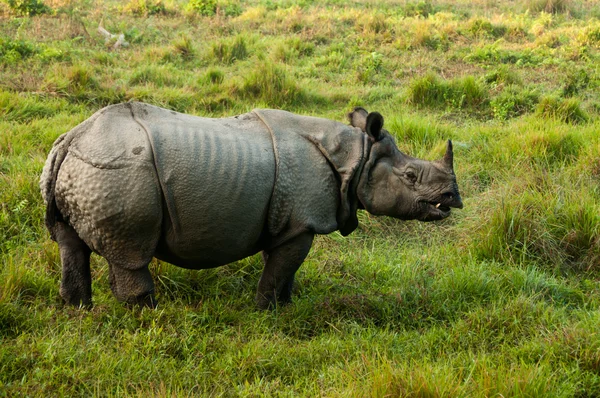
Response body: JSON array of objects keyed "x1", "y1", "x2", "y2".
[
  {"x1": 55, "y1": 222, "x2": 92, "y2": 308},
  {"x1": 256, "y1": 232, "x2": 314, "y2": 310}
]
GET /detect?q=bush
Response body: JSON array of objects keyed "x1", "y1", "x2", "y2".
[
  {"x1": 0, "y1": 38, "x2": 37, "y2": 64},
  {"x1": 491, "y1": 86, "x2": 539, "y2": 120},
  {"x1": 122, "y1": 0, "x2": 166, "y2": 16},
  {"x1": 536, "y1": 96, "x2": 588, "y2": 124},
  {"x1": 408, "y1": 73, "x2": 488, "y2": 111},
  {"x1": 4, "y1": 0, "x2": 50, "y2": 16},
  {"x1": 185, "y1": 0, "x2": 216, "y2": 16}
]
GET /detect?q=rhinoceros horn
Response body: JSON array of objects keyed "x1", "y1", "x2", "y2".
[{"x1": 443, "y1": 140, "x2": 454, "y2": 171}]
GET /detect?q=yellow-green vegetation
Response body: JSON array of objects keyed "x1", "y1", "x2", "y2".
[{"x1": 1, "y1": 0, "x2": 600, "y2": 395}]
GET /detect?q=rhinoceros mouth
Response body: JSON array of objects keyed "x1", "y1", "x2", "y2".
[{"x1": 419, "y1": 200, "x2": 452, "y2": 221}]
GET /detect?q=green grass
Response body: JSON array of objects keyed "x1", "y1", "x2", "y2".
[{"x1": 1, "y1": 0, "x2": 600, "y2": 395}]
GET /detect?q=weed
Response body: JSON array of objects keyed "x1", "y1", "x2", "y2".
[
  {"x1": 0, "y1": 38, "x2": 38, "y2": 64},
  {"x1": 466, "y1": 18, "x2": 507, "y2": 39},
  {"x1": 185, "y1": 0, "x2": 216, "y2": 16},
  {"x1": 4, "y1": 0, "x2": 50, "y2": 16},
  {"x1": 536, "y1": 96, "x2": 588, "y2": 124},
  {"x1": 403, "y1": 0, "x2": 435, "y2": 17},
  {"x1": 122, "y1": 0, "x2": 166, "y2": 16}
]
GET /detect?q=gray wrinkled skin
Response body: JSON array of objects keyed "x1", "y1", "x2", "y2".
[{"x1": 40, "y1": 102, "x2": 463, "y2": 309}]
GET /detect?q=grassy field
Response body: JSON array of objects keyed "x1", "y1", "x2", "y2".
[{"x1": 1, "y1": 0, "x2": 600, "y2": 395}]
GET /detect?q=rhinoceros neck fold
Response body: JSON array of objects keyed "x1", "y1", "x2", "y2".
[{"x1": 253, "y1": 109, "x2": 369, "y2": 240}]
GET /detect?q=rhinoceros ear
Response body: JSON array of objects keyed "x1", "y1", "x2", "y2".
[
  {"x1": 366, "y1": 112, "x2": 384, "y2": 141},
  {"x1": 347, "y1": 107, "x2": 368, "y2": 131}
]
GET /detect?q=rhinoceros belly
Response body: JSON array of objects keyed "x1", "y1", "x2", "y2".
[{"x1": 147, "y1": 112, "x2": 276, "y2": 269}]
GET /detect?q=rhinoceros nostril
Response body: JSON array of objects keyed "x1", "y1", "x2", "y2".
[{"x1": 442, "y1": 192, "x2": 454, "y2": 200}]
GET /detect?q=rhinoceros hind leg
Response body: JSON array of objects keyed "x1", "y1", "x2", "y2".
[
  {"x1": 55, "y1": 222, "x2": 93, "y2": 308},
  {"x1": 108, "y1": 263, "x2": 157, "y2": 308},
  {"x1": 256, "y1": 232, "x2": 314, "y2": 310}
]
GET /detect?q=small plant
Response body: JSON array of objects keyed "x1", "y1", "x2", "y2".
[
  {"x1": 4, "y1": 0, "x2": 51, "y2": 16},
  {"x1": 467, "y1": 18, "x2": 506, "y2": 38},
  {"x1": 185, "y1": 0, "x2": 216, "y2": 16},
  {"x1": 536, "y1": 96, "x2": 588, "y2": 124},
  {"x1": 491, "y1": 86, "x2": 539, "y2": 120},
  {"x1": 0, "y1": 38, "x2": 37, "y2": 64},
  {"x1": 357, "y1": 52, "x2": 384, "y2": 83},
  {"x1": 403, "y1": 0, "x2": 435, "y2": 17},
  {"x1": 123, "y1": 0, "x2": 166, "y2": 16}
]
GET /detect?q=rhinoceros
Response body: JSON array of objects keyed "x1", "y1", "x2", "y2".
[{"x1": 40, "y1": 102, "x2": 463, "y2": 309}]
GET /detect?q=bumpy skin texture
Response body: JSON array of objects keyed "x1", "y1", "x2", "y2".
[{"x1": 41, "y1": 102, "x2": 463, "y2": 309}]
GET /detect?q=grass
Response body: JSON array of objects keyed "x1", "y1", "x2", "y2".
[{"x1": 1, "y1": 0, "x2": 600, "y2": 395}]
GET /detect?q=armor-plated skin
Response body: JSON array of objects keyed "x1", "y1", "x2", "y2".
[{"x1": 40, "y1": 103, "x2": 463, "y2": 309}]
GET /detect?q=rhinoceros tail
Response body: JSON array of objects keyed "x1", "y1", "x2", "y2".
[{"x1": 40, "y1": 134, "x2": 69, "y2": 241}]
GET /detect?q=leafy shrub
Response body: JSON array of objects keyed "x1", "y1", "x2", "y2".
[
  {"x1": 491, "y1": 86, "x2": 539, "y2": 120},
  {"x1": 466, "y1": 45, "x2": 541, "y2": 66},
  {"x1": 0, "y1": 38, "x2": 37, "y2": 64},
  {"x1": 123, "y1": 0, "x2": 166, "y2": 16},
  {"x1": 185, "y1": 0, "x2": 216, "y2": 16},
  {"x1": 408, "y1": 73, "x2": 488, "y2": 111},
  {"x1": 357, "y1": 52, "x2": 384, "y2": 83},
  {"x1": 536, "y1": 96, "x2": 588, "y2": 124},
  {"x1": 4, "y1": 0, "x2": 50, "y2": 16},
  {"x1": 403, "y1": 1, "x2": 435, "y2": 17},
  {"x1": 467, "y1": 18, "x2": 506, "y2": 38}
]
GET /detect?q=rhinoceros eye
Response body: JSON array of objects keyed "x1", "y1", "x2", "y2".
[{"x1": 405, "y1": 171, "x2": 417, "y2": 183}]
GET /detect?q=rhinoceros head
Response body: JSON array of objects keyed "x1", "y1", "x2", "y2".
[{"x1": 349, "y1": 107, "x2": 463, "y2": 222}]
